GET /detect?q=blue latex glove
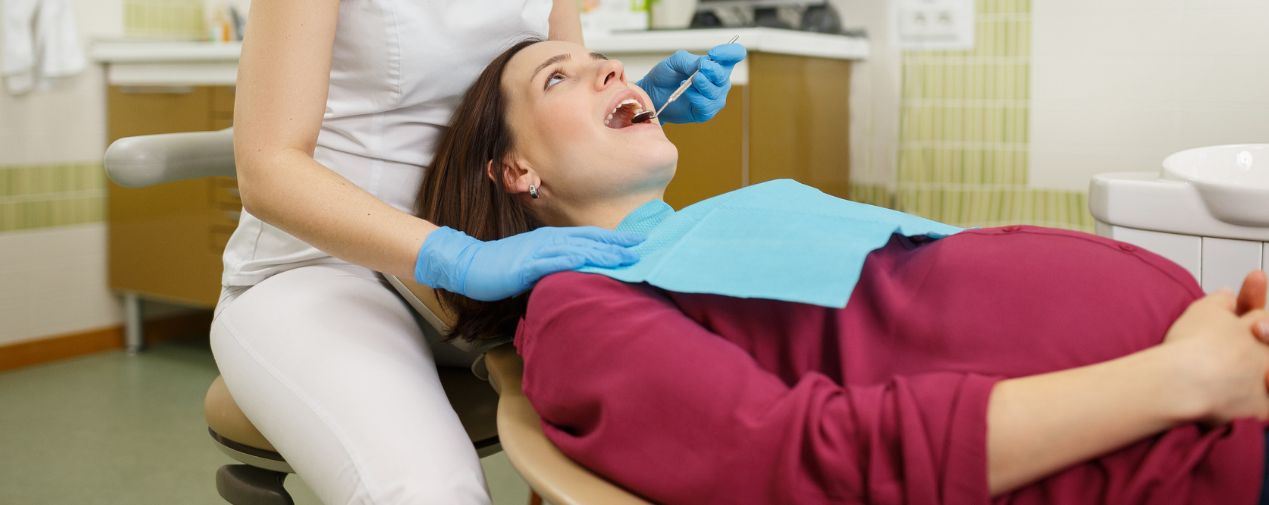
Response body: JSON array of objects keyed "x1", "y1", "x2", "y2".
[
  {"x1": 636, "y1": 43, "x2": 747, "y2": 124},
  {"x1": 415, "y1": 226, "x2": 644, "y2": 301}
]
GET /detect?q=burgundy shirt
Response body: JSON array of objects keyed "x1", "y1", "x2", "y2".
[{"x1": 514, "y1": 225, "x2": 1264, "y2": 505}]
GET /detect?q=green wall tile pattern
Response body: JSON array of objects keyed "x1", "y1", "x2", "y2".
[
  {"x1": 124, "y1": 0, "x2": 206, "y2": 40},
  {"x1": 0, "y1": 162, "x2": 107, "y2": 232},
  {"x1": 882, "y1": 0, "x2": 1092, "y2": 232}
]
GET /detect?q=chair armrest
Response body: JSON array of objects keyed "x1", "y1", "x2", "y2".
[
  {"x1": 484, "y1": 346, "x2": 650, "y2": 505},
  {"x1": 104, "y1": 129, "x2": 235, "y2": 187}
]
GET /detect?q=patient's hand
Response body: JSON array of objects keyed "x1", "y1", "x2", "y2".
[
  {"x1": 1236, "y1": 271, "x2": 1269, "y2": 392},
  {"x1": 1237, "y1": 270, "x2": 1267, "y2": 317},
  {"x1": 1162, "y1": 272, "x2": 1269, "y2": 424}
]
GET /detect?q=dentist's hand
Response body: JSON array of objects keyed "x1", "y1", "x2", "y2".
[
  {"x1": 637, "y1": 43, "x2": 747, "y2": 124},
  {"x1": 414, "y1": 226, "x2": 643, "y2": 301}
]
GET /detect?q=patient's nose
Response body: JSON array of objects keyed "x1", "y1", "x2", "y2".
[{"x1": 596, "y1": 59, "x2": 626, "y2": 89}]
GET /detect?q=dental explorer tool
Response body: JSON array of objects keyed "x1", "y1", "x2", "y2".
[{"x1": 631, "y1": 35, "x2": 740, "y2": 125}]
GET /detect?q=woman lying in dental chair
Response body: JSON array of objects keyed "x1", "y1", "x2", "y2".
[{"x1": 416, "y1": 39, "x2": 1269, "y2": 505}]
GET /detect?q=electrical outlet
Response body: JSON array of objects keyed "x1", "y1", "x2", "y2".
[{"x1": 897, "y1": 0, "x2": 975, "y2": 50}]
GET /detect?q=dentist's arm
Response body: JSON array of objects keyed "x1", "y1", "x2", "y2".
[
  {"x1": 234, "y1": 0, "x2": 427, "y2": 280},
  {"x1": 549, "y1": 0, "x2": 583, "y2": 45},
  {"x1": 234, "y1": 1, "x2": 641, "y2": 300}
]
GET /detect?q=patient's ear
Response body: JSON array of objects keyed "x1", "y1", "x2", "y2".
[{"x1": 487, "y1": 156, "x2": 538, "y2": 196}]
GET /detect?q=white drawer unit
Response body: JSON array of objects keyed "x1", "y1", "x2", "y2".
[
  {"x1": 1201, "y1": 237, "x2": 1263, "y2": 293},
  {"x1": 1091, "y1": 144, "x2": 1269, "y2": 297}
]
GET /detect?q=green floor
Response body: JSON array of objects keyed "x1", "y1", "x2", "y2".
[{"x1": 0, "y1": 336, "x2": 530, "y2": 505}]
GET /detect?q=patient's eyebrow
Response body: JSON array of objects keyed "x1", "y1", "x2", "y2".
[
  {"x1": 531, "y1": 52, "x2": 612, "y2": 83},
  {"x1": 532, "y1": 54, "x2": 570, "y2": 83}
]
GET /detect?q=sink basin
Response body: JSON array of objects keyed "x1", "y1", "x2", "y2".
[{"x1": 1162, "y1": 144, "x2": 1269, "y2": 226}]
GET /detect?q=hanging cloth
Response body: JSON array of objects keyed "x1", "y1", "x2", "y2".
[{"x1": 2, "y1": 0, "x2": 85, "y2": 95}]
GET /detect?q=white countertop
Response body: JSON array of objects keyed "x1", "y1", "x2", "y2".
[
  {"x1": 92, "y1": 27, "x2": 868, "y2": 86},
  {"x1": 589, "y1": 28, "x2": 868, "y2": 61}
]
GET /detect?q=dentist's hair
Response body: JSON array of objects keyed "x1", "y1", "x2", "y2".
[{"x1": 415, "y1": 38, "x2": 542, "y2": 342}]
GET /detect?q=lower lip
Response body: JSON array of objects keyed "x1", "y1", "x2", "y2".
[{"x1": 611, "y1": 120, "x2": 659, "y2": 132}]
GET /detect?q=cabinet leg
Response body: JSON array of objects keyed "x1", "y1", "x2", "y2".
[{"x1": 124, "y1": 294, "x2": 144, "y2": 354}]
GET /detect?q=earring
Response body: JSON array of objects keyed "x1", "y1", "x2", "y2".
[{"x1": 529, "y1": 184, "x2": 539, "y2": 199}]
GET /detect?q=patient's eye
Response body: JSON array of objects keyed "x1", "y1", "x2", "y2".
[{"x1": 545, "y1": 71, "x2": 565, "y2": 90}]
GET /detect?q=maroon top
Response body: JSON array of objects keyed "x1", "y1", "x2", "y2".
[{"x1": 514, "y1": 225, "x2": 1264, "y2": 505}]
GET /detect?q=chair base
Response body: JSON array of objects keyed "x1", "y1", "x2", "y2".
[
  {"x1": 210, "y1": 428, "x2": 295, "y2": 474},
  {"x1": 216, "y1": 464, "x2": 294, "y2": 505}
]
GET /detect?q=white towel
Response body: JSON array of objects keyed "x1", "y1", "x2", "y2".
[{"x1": 1, "y1": 0, "x2": 85, "y2": 95}]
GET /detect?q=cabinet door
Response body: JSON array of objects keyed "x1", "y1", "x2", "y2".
[
  {"x1": 749, "y1": 53, "x2": 851, "y2": 199},
  {"x1": 662, "y1": 86, "x2": 746, "y2": 209},
  {"x1": 107, "y1": 85, "x2": 230, "y2": 307}
]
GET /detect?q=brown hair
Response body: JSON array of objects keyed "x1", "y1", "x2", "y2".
[{"x1": 415, "y1": 38, "x2": 542, "y2": 341}]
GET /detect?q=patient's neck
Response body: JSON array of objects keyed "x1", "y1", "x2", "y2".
[{"x1": 552, "y1": 190, "x2": 665, "y2": 230}]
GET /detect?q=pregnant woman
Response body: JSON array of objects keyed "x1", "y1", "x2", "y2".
[{"x1": 417, "y1": 38, "x2": 1269, "y2": 504}]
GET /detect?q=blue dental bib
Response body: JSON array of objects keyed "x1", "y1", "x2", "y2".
[{"x1": 577, "y1": 179, "x2": 963, "y2": 308}]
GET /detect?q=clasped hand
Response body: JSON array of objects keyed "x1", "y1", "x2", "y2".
[{"x1": 1163, "y1": 270, "x2": 1269, "y2": 424}]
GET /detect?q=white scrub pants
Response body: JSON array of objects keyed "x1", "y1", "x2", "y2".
[{"x1": 209, "y1": 263, "x2": 490, "y2": 505}]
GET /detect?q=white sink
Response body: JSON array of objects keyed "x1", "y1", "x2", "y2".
[{"x1": 1162, "y1": 144, "x2": 1269, "y2": 227}]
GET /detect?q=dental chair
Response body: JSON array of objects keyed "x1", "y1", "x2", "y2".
[{"x1": 104, "y1": 129, "x2": 646, "y2": 505}]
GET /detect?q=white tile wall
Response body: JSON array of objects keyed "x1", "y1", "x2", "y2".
[
  {"x1": 1029, "y1": 1, "x2": 1269, "y2": 191},
  {"x1": 0, "y1": 224, "x2": 122, "y2": 346},
  {"x1": 0, "y1": 0, "x2": 122, "y2": 166}
]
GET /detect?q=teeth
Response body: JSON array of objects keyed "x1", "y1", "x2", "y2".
[{"x1": 610, "y1": 98, "x2": 644, "y2": 115}]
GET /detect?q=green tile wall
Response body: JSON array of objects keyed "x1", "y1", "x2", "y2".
[
  {"x1": 0, "y1": 162, "x2": 107, "y2": 232},
  {"x1": 869, "y1": 0, "x2": 1093, "y2": 232},
  {"x1": 123, "y1": 0, "x2": 206, "y2": 39}
]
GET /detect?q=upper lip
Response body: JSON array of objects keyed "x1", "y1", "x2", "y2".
[{"x1": 601, "y1": 88, "x2": 649, "y2": 125}]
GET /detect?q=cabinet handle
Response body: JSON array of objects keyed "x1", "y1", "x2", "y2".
[{"x1": 117, "y1": 85, "x2": 195, "y2": 95}]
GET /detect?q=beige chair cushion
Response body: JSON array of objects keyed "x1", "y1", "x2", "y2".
[{"x1": 205, "y1": 376, "x2": 276, "y2": 453}]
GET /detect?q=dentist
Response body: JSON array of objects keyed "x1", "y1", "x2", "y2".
[{"x1": 209, "y1": 0, "x2": 744, "y2": 504}]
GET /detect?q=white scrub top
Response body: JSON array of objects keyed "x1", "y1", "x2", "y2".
[{"x1": 222, "y1": 0, "x2": 552, "y2": 286}]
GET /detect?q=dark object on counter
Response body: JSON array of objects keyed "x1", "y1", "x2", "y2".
[
  {"x1": 690, "y1": 10, "x2": 724, "y2": 29},
  {"x1": 689, "y1": 2, "x2": 847, "y2": 35},
  {"x1": 753, "y1": 7, "x2": 786, "y2": 29},
  {"x1": 800, "y1": 4, "x2": 841, "y2": 34},
  {"x1": 229, "y1": 6, "x2": 245, "y2": 41}
]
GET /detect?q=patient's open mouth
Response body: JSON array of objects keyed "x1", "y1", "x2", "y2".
[{"x1": 605, "y1": 99, "x2": 646, "y2": 129}]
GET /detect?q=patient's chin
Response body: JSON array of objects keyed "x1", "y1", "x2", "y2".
[{"x1": 641, "y1": 139, "x2": 678, "y2": 169}]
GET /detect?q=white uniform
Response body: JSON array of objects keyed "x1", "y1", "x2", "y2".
[{"x1": 210, "y1": 1, "x2": 550, "y2": 503}]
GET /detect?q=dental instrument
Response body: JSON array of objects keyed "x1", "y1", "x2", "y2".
[{"x1": 631, "y1": 35, "x2": 740, "y2": 124}]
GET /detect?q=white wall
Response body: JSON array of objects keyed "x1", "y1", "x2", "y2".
[
  {"x1": 0, "y1": 225, "x2": 120, "y2": 344},
  {"x1": 1030, "y1": 0, "x2": 1269, "y2": 191},
  {"x1": 0, "y1": 0, "x2": 125, "y2": 346},
  {"x1": 0, "y1": 0, "x2": 122, "y2": 164},
  {"x1": 830, "y1": 0, "x2": 903, "y2": 189}
]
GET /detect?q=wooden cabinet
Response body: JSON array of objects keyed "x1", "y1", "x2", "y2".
[
  {"x1": 106, "y1": 85, "x2": 238, "y2": 308},
  {"x1": 662, "y1": 52, "x2": 851, "y2": 209}
]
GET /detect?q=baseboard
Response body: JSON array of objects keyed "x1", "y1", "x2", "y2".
[{"x1": 0, "y1": 311, "x2": 214, "y2": 373}]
